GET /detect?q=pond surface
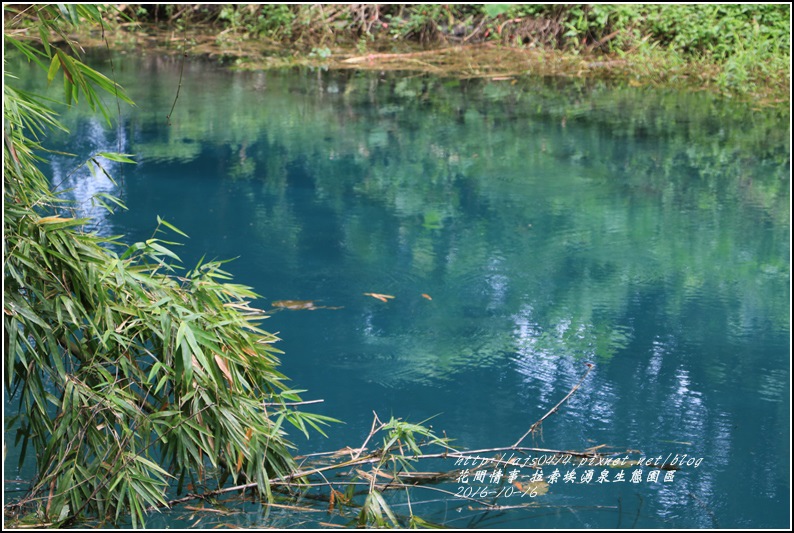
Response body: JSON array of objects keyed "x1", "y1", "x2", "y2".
[{"x1": 7, "y1": 50, "x2": 791, "y2": 528}]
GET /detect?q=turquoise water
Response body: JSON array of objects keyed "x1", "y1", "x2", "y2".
[{"x1": 7, "y1": 51, "x2": 791, "y2": 528}]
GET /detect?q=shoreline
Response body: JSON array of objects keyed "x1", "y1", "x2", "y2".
[{"x1": 47, "y1": 24, "x2": 791, "y2": 108}]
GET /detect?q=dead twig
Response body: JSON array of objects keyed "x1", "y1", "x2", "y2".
[
  {"x1": 352, "y1": 411, "x2": 385, "y2": 460},
  {"x1": 585, "y1": 29, "x2": 621, "y2": 53},
  {"x1": 513, "y1": 363, "x2": 594, "y2": 448}
]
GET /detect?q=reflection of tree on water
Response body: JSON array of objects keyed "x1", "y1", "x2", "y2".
[
  {"x1": 49, "y1": 117, "x2": 129, "y2": 236},
  {"x1": 91, "y1": 54, "x2": 787, "y2": 389}
]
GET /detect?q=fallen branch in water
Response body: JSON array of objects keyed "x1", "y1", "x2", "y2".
[
  {"x1": 155, "y1": 442, "x2": 633, "y2": 512},
  {"x1": 341, "y1": 47, "x2": 463, "y2": 63},
  {"x1": 150, "y1": 363, "x2": 624, "y2": 528}
]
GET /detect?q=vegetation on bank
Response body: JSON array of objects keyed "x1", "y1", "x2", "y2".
[{"x1": 97, "y1": 3, "x2": 791, "y2": 103}]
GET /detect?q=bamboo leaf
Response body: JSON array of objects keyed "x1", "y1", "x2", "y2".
[
  {"x1": 214, "y1": 354, "x2": 233, "y2": 385},
  {"x1": 96, "y1": 152, "x2": 137, "y2": 164},
  {"x1": 47, "y1": 54, "x2": 60, "y2": 83},
  {"x1": 5, "y1": 36, "x2": 49, "y2": 69},
  {"x1": 157, "y1": 216, "x2": 190, "y2": 238},
  {"x1": 146, "y1": 240, "x2": 182, "y2": 262},
  {"x1": 54, "y1": 49, "x2": 74, "y2": 85},
  {"x1": 78, "y1": 64, "x2": 135, "y2": 105}
]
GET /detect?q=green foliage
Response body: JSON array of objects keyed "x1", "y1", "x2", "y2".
[
  {"x1": 218, "y1": 4, "x2": 296, "y2": 39},
  {"x1": 309, "y1": 46, "x2": 332, "y2": 60},
  {"x1": 112, "y1": 2, "x2": 791, "y2": 62},
  {"x1": 358, "y1": 490, "x2": 399, "y2": 528},
  {"x1": 383, "y1": 4, "x2": 449, "y2": 43},
  {"x1": 3, "y1": 5, "x2": 332, "y2": 527},
  {"x1": 379, "y1": 416, "x2": 447, "y2": 461},
  {"x1": 643, "y1": 4, "x2": 789, "y2": 59},
  {"x1": 336, "y1": 414, "x2": 452, "y2": 528},
  {"x1": 5, "y1": 7, "x2": 134, "y2": 124},
  {"x1": 255, "y1": 4, "x2": 297, "y2": 38},
  {"x1": 639, "y1": 4, "x2": 790, "y2": 93}
]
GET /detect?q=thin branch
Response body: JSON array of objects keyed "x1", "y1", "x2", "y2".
[
  {"x1": 352, "y1": 411, "x2": 384, "y2": 460},
  {"x1": 585, "y1": 29, "x2": 621, "y2": 53},
  {"x1": 513, "y1": 363, "x2": 595, "y2": 448},
  {"x1": 166, "y1": 24, "x2": 187, "y2": 125}
]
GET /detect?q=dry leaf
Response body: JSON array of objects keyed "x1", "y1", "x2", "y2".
[
  {"x1": 36, "y1": 216, "x2": 73, "y2": 224},
  {"x1": 236, "y1": 449, "x2": 244, "y2": 473},
  {"x1": 363, "y1": 293, "x2": 395, "y2": 303},
  {"x1": 214, "y1": 354, "x2": 233, "y2": 385},
  {"x1": 513, "y1": 480, "x2": 549, "y2": 496},
  {"x1": 271, "y1": 300, "x2": 316, "y2": 310},
  {"x1": 355, "y1": 468, "x2": 374, "y2": 481}
]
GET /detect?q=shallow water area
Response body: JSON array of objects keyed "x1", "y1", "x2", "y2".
[{"x1": 4, "y1": 50, "x2": 790, "y2": 528}]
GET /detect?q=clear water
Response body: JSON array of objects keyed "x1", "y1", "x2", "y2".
[{"x1": 5, "y1": 51, "x2": 790, "y2": 528}]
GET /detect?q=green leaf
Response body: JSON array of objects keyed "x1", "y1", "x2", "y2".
[
  {"x1": 63, "y1": 74, "x2": 73, "y2": 106},
  {"x1": 146, "y1": 240, "x2": 182, "y2": 262},
  {"x1": 482, "y1": 4, "x2": 512, "y2": 18},
  {"x1": 409, "y1": 515, "x2": 443, "y2": 529},
  {"x1": 78, "y1": 64, "x2": 135, "y2": 106},
  {"x1": 5, "y1": 36, "x2": 49, "y2": 69},
  {"x1": 38, "y1": 25, "x2": 52, "y2": 56},
  {"x1": 96, "y1": 152, "x2": 137, "y2": 164},
  {"x1": 92, "y1": 192, "x2": 128, "y2": 213},
  {"x1": 371, "y1": 491, "x2": 398, "y2": 526},
  {"x1": 157, "y1": 216, "x2": 189, "y2": 238},
  {"x1": 57, "y1": 504, "x2": 70, "y2": 522},
  {"x1": 47, "y1": 54, "x2": 60, "y2": 83}
]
